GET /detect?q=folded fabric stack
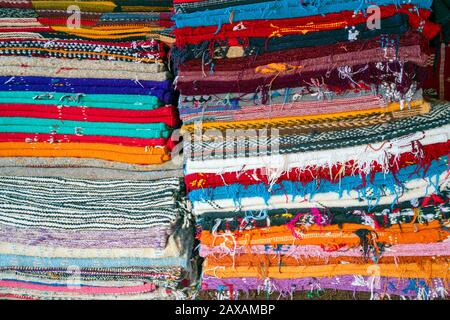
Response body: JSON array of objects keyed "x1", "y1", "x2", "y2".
[
  {"x1": 0, "y1": 1, "x2": 194, "y2": 300},
  {"x1": 0, "y1": 0, "x2": 174, "y2": 41},
  {"x1": 172, "y1": 0, "x2": 450, "y2": 300}
]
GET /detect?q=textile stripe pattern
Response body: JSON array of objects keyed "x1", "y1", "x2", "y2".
[
  {"x1": 0, "y1": 0, "x2": 194, "y2": 300},
  {"x1": 172, "y1": 0, "x2": 450, "y2": 300}
]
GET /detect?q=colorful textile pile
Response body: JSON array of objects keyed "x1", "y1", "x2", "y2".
[
  {"x1": 172, "y1": 0, "x2": 450, "y2": 300},
  {"x1": 422, "y1": 0, "x2": 450, "y2": 100},
  {"x1": 0, "y1": 1, "x2": 193, "y2": 300},
  {"x1": 0, "y1": 0, "x2": 174, "y2": 40}
]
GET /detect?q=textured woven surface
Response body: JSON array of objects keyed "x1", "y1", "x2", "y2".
[
  {"x1": 173, "y1": 0, "x2": 450, "y2": 301},
  {"x1": 0, "y1": 1, "x2": 192, "y2": 300}
]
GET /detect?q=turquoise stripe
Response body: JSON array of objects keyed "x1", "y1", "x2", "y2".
[
  {"x1": 0, "y1": 117, "x2": 171, "y2": 139},
  {"x1": 0, "y1": 91, "x2": 162, "y2": 110},
  {"x1": 174, "y1": 0, "x2": 433, "y2": 28}
]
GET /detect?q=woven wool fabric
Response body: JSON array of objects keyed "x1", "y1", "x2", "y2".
[
  {"x1": 188, "y1": 176, "x2": 446, "y2": 216},
  {"x1": 0, "y1": 1, "x2": 195, "y2": 300},
  {"x1": 0, "y1": 76, "x2": 174, "y2": 103},
  {"x1": 172, "y1": 0, "x2": 433, "y2": 29},
  {"x1": 200, "y1": 276, "x2": 449, "y2": 300},
  {"x1": 185, "y1": 118, "x2": 450, "y2": 175},
  {"x1": 0, "y1": 118, "x2": 171, "y2": 138},
  {"x1": 0, "y1": 104, "x2": 179, "y2": 126},
  {"x1": 174, "y1": 0, "x2": 278, "y2": 13},
  {"x1": 183, "y1": 102, "x2": 443, "y2": 161},
  {"x1": 178, "y1": 88, "x2": 424, "y2": 124},
  {"x1": 178, "y1": 31, "x2": 427, "y2": 72},
  {"x1": 185, "y1": 140, "x2": 450, "y2": 196},
  {"x1": 188, "y1": 156, "x2": 448, "y2": 208},
  {"x1": 176, "y1": 61, "x2": 427, "y2": 96},
  {"x1": 181, "y1": 97, "x2": 427, "y2": 132},
  {"x1": 200, "y1": 241, "x2": 450, "y2": 258},
  {"x1": 172, "y1": 0, "x2": 450, "y2": 301},
  {"x1": 178, "y1": 84, "x2": 413, "y2": 112},
  {"x1": 0, "y1": 166, "x2": 182, "y2": 180},
  {"x1": 173, "y1": 6, "x2": 438, "y2": 46},
  {"x1": 0, "y1": 223, "x2": 193, "y2": 261},
  {"x1": 3, "y1": 0, "x2": 450, "y2": 301},
  {"x1": 203, "y1": 275, "x2": 447, "y2": 299},
  {"x1": 199, "y1": 219, "x2": 449, "y2": 247},
  {"x1": 177, "y1": 43, "x2": 430, "y2": 84},
  {"x1": 0, "y1": 56, "x2": 171, "y2": 80},
  {"x1": 423, "y1": 43, "x2": 450, "y2": 100},
  {"x1": 171, "y1": 14, "x2": 411, "y2": 63},
  {"x1": 0, "y1": 133, "x2": 176, "y2": 151},
  {"x1": 195, "y1": 191, "x2": 450, "y2": 233},
  {"x1": 34, "y1": 10, "x2": 174, "y2": 29},
  {"x1": 15, "y1": 2, "x2": 174, "y2": 42},
  {"x1": 178, "y1": 43, "x2": 430, "y2": 79},
  {"x1": 0, "y1": 38, "x2": 166, "y2": 63},
  {"x1": 196, "y1": 289, "x2": 440, "y2": 300},
  {"x1": 190, "y1": 162, "x2": 449, "y2": 215},
  {"x1": 0, "y1": 142, "x2": 171, "y2": 164},
  {"x1": 0, "y1": 225, "x2": 178, "y2": 248},
  {"x1": 0, "y1": 175, "x2": 190, "y2": 262},
  {"x1": 204, "y1": 253, "x2": 449, "y2": 269},
  {"x1": 1, "y1": 265, "x2": 184, "y2": 282},
  {"x1": 196, "y1": 191, "x2": 450, "y2": 231},
  {"x1": 0, "y1": 156, "x2": 183, "y2": 172},
  {"x1": 0, "y1": 91, "x2": 163, "y2": 109}
]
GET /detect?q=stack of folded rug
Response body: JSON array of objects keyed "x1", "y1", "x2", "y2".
[
  {"x1": 172, "y1": 0, "x2": 450, "y2": 300},
  {"x1": 0, "y1": 1, "x2": 193, "y2": 300}
]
